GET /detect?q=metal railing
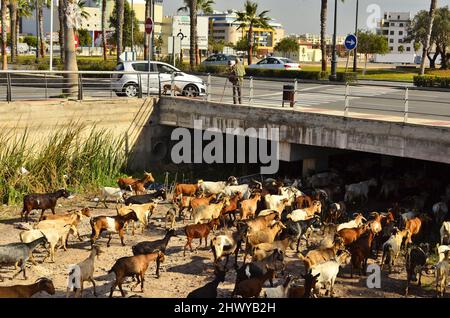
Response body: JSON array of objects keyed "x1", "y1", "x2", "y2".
[{"x1": 1, "y1": 70, "x2": 449, "y2": 125}]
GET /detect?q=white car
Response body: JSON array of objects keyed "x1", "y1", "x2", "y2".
[
  {"x1": 113, "y1": 61, "x2": 206, "y2": 98},
  {"x1": 248, "y1": 57, "x2": 301, "y2": 70}
]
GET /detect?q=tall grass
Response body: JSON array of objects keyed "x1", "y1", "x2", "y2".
[{"x1": 0, "y1": 123, "x2": 127, "y2": 205}]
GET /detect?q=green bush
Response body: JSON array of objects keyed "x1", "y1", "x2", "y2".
[
  {"x1": 245, "y1": 68, "x2": 328, "y2": 80},
  {"x1": 435, "y1": 76, "x2": 450, "y2": 88},
  {"x1": 334, "y1": 72, "x2": 358, "y2": 83},
  {"x1": 414, "y1": 75, "x2": 437, "y2": 87}
]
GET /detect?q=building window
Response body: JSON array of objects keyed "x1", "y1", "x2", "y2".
[
  {"x1": 384, "y1": 14, "x2": 387, "y2": 19},
  {"x1": 390, "y1": 31, "x2": 394, "y2": 35},
  {"x1": 391, "y1": 22, "x2": 395, "y2": 27},
  {"x1": 406, "y1": 47, "x2": 411, "y2": 52},
  {"x1": 398, "y1": 39, "x2": 403, "y2": 43},
  {"x1": 390, "y1": 47, "x2": 393, "y2": 51},
  {"x1": 399, "y1": 23, "x2": 404, "y2": 27},
  {"x1": 397, "y1": 15, "x2": 401, "y2": 19},
  {"x1": 399, "y1": 31, "x2": 403, "y2": 35},
  {"x1": 389, "y1": 39, "x2": 394, "y2": 43}
]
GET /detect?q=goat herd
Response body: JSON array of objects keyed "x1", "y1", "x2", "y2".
[{"x1": 0, "y1": 170, "x2": 449, "y2": 299}]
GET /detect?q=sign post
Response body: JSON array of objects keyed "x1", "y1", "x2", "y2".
[
  {"x1": 344, "y1": 34, "x2": 358, "y2": 73},
  {"x1": 145, "y1": 17, "x2": 154, "y2": 96}
]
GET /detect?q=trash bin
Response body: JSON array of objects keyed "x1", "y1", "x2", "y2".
[{"x1": 282, "y1": 84, "x2": 295, "y2": 107}]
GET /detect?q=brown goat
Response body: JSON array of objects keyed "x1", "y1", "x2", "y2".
[
  {"x1": 298, "y1": 238, "x2": 345, "y2": 272},
  {"x1": 232, "y1": 267, "x2": 275, "y2": 298},
  {"x1": 90, "y1": 212, "x2": 139, "y2": 247},
  {"x1": 108, "y1": 251, "x2": 165, "y2": 297},
  {"x1": 295, "y1": 195, "x2": 313, "y2": 209},
  {"x1": 221, "y1": 192, "x2": 243, "y2": 221},
  {"x1": 240, "y1": 193, "x2": 262, "y2": 220},
  {"x1": 0, "y1": 278, "x2": 55, "y2": 298},
  {"x1": 348, "y1": 229, "x2": 375, "y2": 277},
  {"x1": 245, "y1": 212, "x2": 279, "y2": 233},
  {"x1": 184, "y1": 218, "x2": 220, "y2": 256},
  {"x1": 338, "y1": 224, "x2": 369, "y2": 246},
  {"x1": 287, "y1": 271, "x2": 320, "y2": 298},
  {"x1": 405, "y1": 215, "x2": 426, "y2": 245},
  {"x1": 41, "y1": 207, "x2": 91, "y2": 242},
  {"x1": 118, "y1": 172, "x2": 154, "y2": 195},
  {"x1": 174, "y1": 183, "x2": 199, "y2": 199}
]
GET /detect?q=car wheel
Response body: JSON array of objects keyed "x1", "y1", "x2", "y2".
[
  {"x1": 183, "y1": 84, "x2": 199, "y2": 97},
  {"x1": 123, "y1": 83, "x2": 138, "y2": 97}
]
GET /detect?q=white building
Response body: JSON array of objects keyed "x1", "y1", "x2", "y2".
[
  {"x1": 298, "y1": 33, "x2": 346, "y2": 46},
  {"x1": 376, "y1": 12, "x2": 415, "y2": 53}
]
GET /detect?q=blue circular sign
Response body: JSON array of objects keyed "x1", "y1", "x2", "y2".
[{"x1": 344, "y1": 34, "x2": 358, "y2": 50}]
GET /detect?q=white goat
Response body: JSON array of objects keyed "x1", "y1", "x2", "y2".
[
  {"x1": 97, "y1": 187, "x2": 128, "y2": 208},
  {"x1": 435, "y1": 250, "x2": 449, "y2": 297},
  {"x1": 441, "y1": 222, "x2": 450, "y2": 245},
  {"x1": 19, "y1": 228, "x2": 60, "y2": 263},
  {"x1": 336, "y1": 213, "x2": 366, "y2": 232},
  {"x1": 437, "y1": 244, "x2": 450, "y2": 262},
  {"x1": 261, "y1": 275, "x2": 293, "y2": 298},
  {"x1": 344, "y1": 178, "x2": 377, "y2": 204}
]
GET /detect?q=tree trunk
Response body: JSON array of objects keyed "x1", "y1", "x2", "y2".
[
  {"x1": 15, "y1": 14, "x2": 19, "y2": 58},
  {"x1": 248, "y1": 25, "x2": 254, "y2": 65},
  {"x1": 116, "y1": 0, "x2": 125, "y2": 62},
  {"x1": 144, "y1": 0, "x2": 150, "y2": 60},
  {"x1": 440, "y1": 46, "x2": 448, "y2": 69},
  {"x1": 419, "y1": 0, "x2": 437, "y2": 75},
  {"x1": 63, "y1": 0, "x2": 78, "y2": 96},
  {"x1": 59, "y1": 0, "x2": 65, "y2": 64},
  {"x1": 427, "y1": 47, "x2": 440, "y2": 69},
  {"x1": 102, "y1": 0, "x2": 107, "y2": 61},
  {"x1": 189, "y1": 0, "x2": 197, "y2": 69},
  {"x1": 320, "y1": 0, "x2": 328, "y2": 72},
  {"x1": 9, "y1": 1, "x2": 17, "y2": 63},
  {"x1": 38, "y1": 6, "x2": 45, "y2": 57},
  {"x1": 1, "y1": 0, "x2": 8, "y2": 70}
]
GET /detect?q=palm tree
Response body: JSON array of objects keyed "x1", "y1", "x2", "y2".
[
  {"x1": 320, "y1": 0, "x2": 328, "y2": 72},
  {"x1": 419, "y1": 0, "x2": 437, "y2": 75},
  {"x1": 235, "y1": 0, "x2": 273, "y2": 65},
  {"x1": 63, "y1": 0, "x2": 79, "y2": 96},
  {"x1": 37, "y1": 0, "x2": 51, "y2": 57},
  {"x1": 58, "y1": 0, "x2": 65, "y2": 63},
  {"x1": 9, "y1": 0, "x2": 18, "y2": 63},
  {"x1": 1, "y1": 0, "x2": 8, "y2": 70},
  {"x1": 17, "y1": 0, "x2": 33, "y2": 54},
  {"x1": 115, "y1": 0, "x2": 124, "y2": 62},
  {"x1": 178, "y1": 0, "x2": 214, "y2": 65}
]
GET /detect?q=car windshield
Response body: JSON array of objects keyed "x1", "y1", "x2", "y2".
[
  {"x1": 279, "y1": 58, "x2": 296, "y2": 64},
  {"x1": 156, "y1": 64, "x2": 179, "y2": 73}
]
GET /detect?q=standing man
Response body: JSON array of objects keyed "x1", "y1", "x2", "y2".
[{"x1": 229, "y1": 57, "x2": 246, "y2": 104}]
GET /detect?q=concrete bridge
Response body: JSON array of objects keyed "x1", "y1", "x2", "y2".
[{"x1": 1, "y1": 96, "x2": 449, "y2": 173}]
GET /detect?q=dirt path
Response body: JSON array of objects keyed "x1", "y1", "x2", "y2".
[{"x1": 0, "y1": 197, "x2": 442, "y2": 298}]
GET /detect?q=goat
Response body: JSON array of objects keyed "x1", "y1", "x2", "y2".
[
  {"x1": 198, "y1": 177, "x2": 238, "y2": 195},
  {"x1": 285, "y1": 216, "x2": 322, "y2": 251},
  {"x1": 186, "y1": 266, "x2": 227, "y2": 298},
  {"x1": 244, "y1": 212, "x2": 279, "y2": 233},
  {"x1": 404, "y1": 215, "x2": 426, "y2": 245},
  {"x1": 405, "y1": 243, "x2": 430, "y2": 297},
  {"x1": 117, "y1": 172, "x2": 155, "y2": 194},
  {"x1": 297, "y1": 238, "x2": 345, "y2": 272},
  {"x1": 263, "y1": 195, "x2": 290, "y2": 215},
  {"x1": 286, "y1": 201, "x2": 322, "y2": 222},
  {"x1": 232, "y1": 266, "x2": 275, "y2": 298},
  {"x1": 344, "y1": 178, "x2": 377, "y2": 204},
  {"x1": 381, "y1": 228, "x2": 409, "y2": 272},
  {"x1": 436, "y1": 244, "x2": 450, "y2": 262},
  {"x1": 222, "y1": 184, "x2": 252, "y2": 200},
  {"x1": 211, "y1": 225, "x2": 248, "y2": 268},
  {"x1": 41, "y1": 207, "x2": 91, "y2": 242},
  {"x1": 132, "y1": 229, "x2": 177, "y2": 255},
  {"x1": 19, "y1": 228, "x2": 59, "y2": 263},
  {"x1": 287, "y1": 271, "x2": 320, "y2": 298},
  {"x1": 117, "y1": 203, "x2": 157, "y2": 234},
  {"x1": 435, "y1": 250, "x2": 449, "y2": 298},
  {"x1": 192, "y1": 197, "x2": 230, "y2": 224},
  {"x1": 0, "y1": 278, "x2": 55, "y2": 298},
  {"x1": 174, "y1": 183, "x2": 200, "y2": 199},
  {"x1": 252, "y1": 234, "x2": 291, "y2": 274},
  {"x1": 261, "y1": 275, "x2": 293, "y2": 298},
  {"x1": 326, "y1": 201, "x2": 346, "y2": 224},
  {"x1": 337, "y1": 224, "x2": 368, "y2": 246},
  {"x1": 311, "y1": 250, "x2": 351, "y2": 297},
  {"x1": 336, "y1": 213, "x2": 367, "y2": 232},
  {"x1": 440, "y1": 221, "x2": 450, "y2": 245},
  {"x1": 0, "y1": 236, "x2": 48, "y2": 281},
  {"x1": 66, "y1": 245, "x2": 103, "y2": 298},
  {"x1": 433, "y1": 202, "x2": 448, "y2": 227},
  {"x1": 90, "y1": 212, "x2": 139, "y2": 247},
  {"x1": 244, "y1": 221, "x2": 286, "y2": 262},
  {"x1": 347, "y1": 229, "x2": 375, "y2": 277},
  {"x1": 240, "y1": 193, "x2": 262, "y2": 220},
  {"x1": 98, "y1": 187, "x2": 127, "y2": 208},
  {"x1": 165, "y1": 208, "x2": 177, "y2": 229},
  {"x1": 108, "y1": 251, "x2": 165, "y2": 297},
  {"x1": 234, "y1": 262, "x2": 273, "y2": 287},
  {"x1": 21, "y1": 189, "x2": 71, "y2": 222},
  {"x1": 184, "y1": 218, "x2": 220, "y2": 256},
  {"x1": 220, "y1": 192, "x2": 243, "y2": 222},
  {"x1": 124, "y1": 189, "x2": 167, "y2": 205}
]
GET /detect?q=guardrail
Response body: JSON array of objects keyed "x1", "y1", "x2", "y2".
[{"x1": 1, "y1": 70, "x2": 449, "y2": 125}]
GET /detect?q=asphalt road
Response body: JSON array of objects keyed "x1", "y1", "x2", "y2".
[{"x1": 2, "y1": 75, "x2": 449, "y2": 126}]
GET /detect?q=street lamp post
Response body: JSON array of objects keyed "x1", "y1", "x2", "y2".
[
  {"x1": 35, "y1": 0, "x2": 39, "y2": 60},
  {"x1": 131, "y1": 0, "x2": 134, "y2": 56},
  {"x1": 49, "y1": 0, "x2": 54, "y2": 70},
  {"x1": 330, "y1": 0, "x2": 338, "y2": 80},
  {"x1": 150, "y1": 0, "x2": 154, "y2": 60},
  {"x1": 353, "y1": 0, "x2": 359, "y2": 72}
]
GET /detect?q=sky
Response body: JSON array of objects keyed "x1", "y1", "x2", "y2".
[{"x1": 160, "y1": 0, "x2": 450, "y2": 35}]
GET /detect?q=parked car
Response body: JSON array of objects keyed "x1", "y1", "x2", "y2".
[
  {"x1": 113, "y1": 61, "x2": 206, "y2": 98},
  {"x1": 248, "y1": 57, "x2": 301, "y2": 70},
  {"x1": 202, "y1": 54, "x2": 238, "y2": 66}
]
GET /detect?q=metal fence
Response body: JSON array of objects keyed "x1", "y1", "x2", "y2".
[{"x1": 1, "y1": 70, "x2": 449, "y2": 125}]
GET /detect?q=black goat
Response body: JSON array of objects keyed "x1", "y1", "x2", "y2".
[
  {"x1": 235, "y1": 262, "x2": 274, "y2": 287},
  {"x1": 124, "y1": 189, "x2": 167, "y2": 205},
  {"x1": 405, "y1": 243, "x2": 430, "y2": 297},
  {"x1": 21, "y1": 189, "x2": 71, "y2": 222},
  {"x1": 132, "y1": 229, "x2": 177, "y2": 255},
  {"x1": 284, "y1": 215, "x2": 322, "y2": 251},
  {"x1": 0, "y1": 236, "x2": 48, "y2": 281},
  {"x1": 186, "y1": 266, "x2": 226, "y2": 298}
]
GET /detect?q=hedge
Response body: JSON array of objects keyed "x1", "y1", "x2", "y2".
[
  {"x1": 244, "y1": 68, "x2": 329, "y2": 80},
  {"x1": 332, "y1": 72, "x2": 358, "y2": 83},
  {"x1": 414, "y1": 75, "x2": 450, "y2": 88}
]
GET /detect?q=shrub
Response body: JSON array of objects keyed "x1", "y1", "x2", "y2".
[
  {"x1": 334, "y1": 72, "x2": 358, "y2": 83},
  {"x1": 414, "y1": 75, "x2": 436, "y2": 87},
  {"x1": 435, "y1": 76, "x2": 450, "y2": 88},
  {"x1": 245, "y1": 68, "x2": 328, "y2": 80}
]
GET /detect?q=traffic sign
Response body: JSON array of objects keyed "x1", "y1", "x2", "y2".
[
  {"x1": 344, "y1": 34, "x2": 357, "y2": 51},
  {"x1": 74, "y1": 35, "x2": 79, "y2": 49},
  {"x1": 145, "y1": 18, "x2": 154, "y2": 34}
]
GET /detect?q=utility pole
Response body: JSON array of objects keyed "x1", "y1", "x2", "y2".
[
  {"x1": 150, "y1": 0, "x2": 154, "y2": 60},
  {"x1": 330, "y1": 0, "x2": 338, "y2": 80},
  {"x1": 131, "y1": 0, "x2": 134, "y2": 56},
  {"x1": 35, "y1": 0, "x2": 39, "y2": 60},
  {"x1": 49, "y1": 0, "x2": 54, "y2": 70},
  {"x1": 353, "y1": 0, "x2": 359, "y2": 72}
]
